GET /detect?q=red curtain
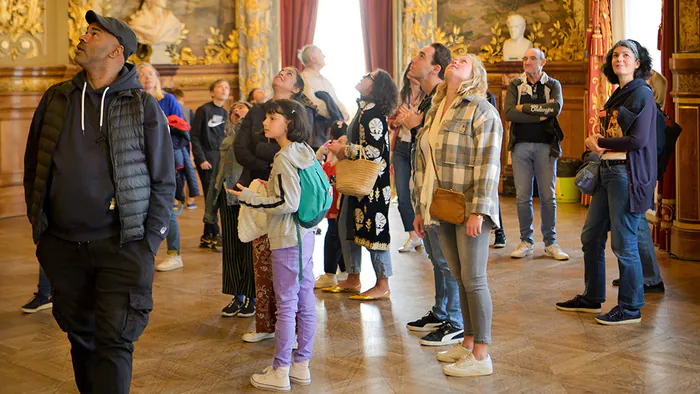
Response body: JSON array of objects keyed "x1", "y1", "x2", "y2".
[
  {"x1": 653, "y1": 0, "x2": 675, "y2": 251},
  {"x1": 359, "y1": 0, "x2": 394, "y2": 78},
  {"x1": 280, "y1": 0, "x2": 319, "y2": 70},
  {"x1": 582, "y1": 0, "x2": 613, "y2": 205}
]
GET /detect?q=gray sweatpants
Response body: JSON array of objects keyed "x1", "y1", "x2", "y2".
[{"x1": 437, "y1": 218, "x2": 493, "y2": 344}]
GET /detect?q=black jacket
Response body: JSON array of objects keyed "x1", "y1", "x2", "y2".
[
  {"x1": 24, "y1": 64, "x2": 175, "y2": 253},
  {"x1": 234, "y1": 104, "x2": 279, "y2": 186}
]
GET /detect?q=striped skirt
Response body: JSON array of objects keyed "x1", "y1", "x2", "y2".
[{"x1": 220, "y1": 195, "x2": 255, "y2": 298}]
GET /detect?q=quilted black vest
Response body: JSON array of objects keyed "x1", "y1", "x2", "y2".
[{"x1": 29, "y1": 81, "x2": 151, "y2": 245}]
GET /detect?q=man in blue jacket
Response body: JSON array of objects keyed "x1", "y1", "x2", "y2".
[{"x1": 23, "y1": 11, "x2": 174, "y2": 394}]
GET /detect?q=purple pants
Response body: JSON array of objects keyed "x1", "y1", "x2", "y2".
[{"x1": 271, "y1": 231, "x2": 317, "y2": 368}]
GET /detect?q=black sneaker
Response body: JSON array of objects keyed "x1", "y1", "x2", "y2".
[
  {"x1": 406, "y1": 311, "x2": 444, "y2": 332},
  {"x1": 555, "y1": 295, "x2": 602, "y2": 313},
  {"x1": 21, "y1": 293, "x2": 52, "y2": 314},
  {"x1": 200, "y1": 236, "x2": 222, "y2": 253},
  {"x1": 418, "y1": 322, "x2": 464, "y2": 346},
  {"x1": 221, "y1": 297, "x2": 243, "y2": 317},
  {"x1": 493, "y1": 231, "x2": 506, "y2": 249},
  {"x1": 645, "y1": 281, "x2": 665, "y2": 293},
  {"x1": 238, "y1": 297, "x2": 256, "y2": 318},
  {"x1": 595, "y1": 305, "x2": 641, "y2": 325},
  {"x1": 212, "y1": 235, "x2": 222, "y2": 247},
  {"x1": 612, "y1": 279, "x2": 665, "y2": 293}
]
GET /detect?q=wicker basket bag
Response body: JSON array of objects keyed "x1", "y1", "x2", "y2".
[{"x1": 335, "y1": 148, "x2": 381, "y2": 198}]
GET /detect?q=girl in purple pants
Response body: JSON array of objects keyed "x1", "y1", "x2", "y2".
[{"x1": 229, "y1": 98, "x2": 318, "y2": 392}]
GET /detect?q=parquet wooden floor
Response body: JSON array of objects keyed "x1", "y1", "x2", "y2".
[{"x1": 1, "y1": 197, "x2": 699, "y2": 393}]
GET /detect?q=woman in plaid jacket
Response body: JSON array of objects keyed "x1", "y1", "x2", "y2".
[{"x1": 412, "y1": 53, "x2": 503, "y2": 377}]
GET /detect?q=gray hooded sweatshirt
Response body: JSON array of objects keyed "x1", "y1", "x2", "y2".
[{"x1": 238, "y1": 141, "x2": 317, "y2": 250}]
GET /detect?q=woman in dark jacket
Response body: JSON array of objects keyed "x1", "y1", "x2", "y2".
[
  {"x1": 557, "y1": 40, "x2": 656, "y2": 325},
  {"x1": 325, "y1": 69, "x2": 398, "y2": 300},
  {"x1": 233, "y1": 67, "x2": 316, "y2": 343},
  {"x1": 205, "y1": 102, "x2": 255, "y2": 318}
]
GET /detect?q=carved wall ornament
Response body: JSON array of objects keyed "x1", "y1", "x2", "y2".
[
  {"x1": 403, "y1": 0, "x2": 435, "y2": 70},
  {"x1": 238, "y1": 0, "x2": 273, "y2": 97},
  {"x1": 68, "y1": 0, "x2": 95, "y2": 62},
  {"x1": 677, "y1": 73, "x2": 700, "y2": 92},
  {"x1": 167, "y1": 27, "x2": 238, "y2": 66},
  {"x1": 678, "y1": 0, "x2": 700, "y2": 52},
  {"x1": 0, "y1": 0, "x2": 44, "y2": 60}
]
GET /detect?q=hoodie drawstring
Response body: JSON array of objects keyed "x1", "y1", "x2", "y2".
[
  {"x1": 99, "y1": 87, "x2": 110, "y2": 129},
  {"x1": 81, "y1": 82, "x2": 86, "y2": 135},
  {"x1": 80, "y1": 82, "x2": 110, "y2": 135}
]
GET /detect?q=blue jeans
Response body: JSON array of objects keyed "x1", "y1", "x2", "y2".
[
  {"x1": 338, "y1": 196, "x2": 392, "y2": 278},
  {"x1": 581, "y1": 165, "x2": 644, "y2": 311},
  {"x1": 393, "y1": 141, "x2": 415, "y2": 232},
  {"x1": 173, "y1": 146, "x2": 200, "y2": 197},
  {"x1": 424, "y1": 226, "x2": 462, "y2": 329},
  {"x1": 637, "y1": 216, "x2": 663, "y2": 286},
  {"x1": 166, "y1": 211, "x2": 180, "y2": 253},
  {"x1": 512, "y1": 142, "x2": 558, "y2": 246},
  {"x1": 38, "y1": 266, "x2": 51, "y2": 298}
]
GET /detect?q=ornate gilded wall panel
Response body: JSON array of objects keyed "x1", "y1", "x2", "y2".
[
  {"x1": 0, "y1": 0, "x2": 45, "y2": 60},
  {"x1": 237, "y1": 0, "x2": 273, "y2": 99},
  {"x1": 402, "y1": 0, "x2": 435, "y2": 71},
  {"x1": 678, "y1": 0, "x2": 700, "y2": 52},
  {"x1": 436, "y1": 0, "x2": 585, "y2": 63},
  {"x1": 68, "y1": 0, "x2": 95, "y2": 62}
]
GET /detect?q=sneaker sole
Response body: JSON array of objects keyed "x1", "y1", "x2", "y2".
[
  {"x1": 545, "y1": 251, "x2": 569, "y2": 261},
  {"x1": 419, "y1": 336, "x2": 464, "y2": 347},
  {"x1": 406, "y1": 323, "x2": 442, "y2": 332},
  {"x1": 595, "y1": 317, "x2": 641, "y2": 325},
  {"x1": 250, "y1": 377, "x2": 290, "y2": 392},
  {"x1": 555, "y1": 305, "x2": 601, "y2": 313},
  {"x1": 237, "y1": 311, "x2": 255, "y2": 318},
  {"x1": 156, "y1": 263, "x2": 183, "y2": 272},
  {"x1": 510, "y1": 250, "x2": 534, "y2": 258},
  {"x1": 289, "y1": 376, "x2": 311, "y2": 385},
  {"x1": 398, "y1": 246, "x2": 421, "y2": 253},
  {"x1": 21, "y1": 302, "x2": 53, "y2": 314},
  {"x1": 443, "y1": 366, "x2": 494, "y2": 377},
  {"x1": 437, "y1": 353, "x2": 467, "y2": 363},
  {"x1": 243, "y1": 334, "x2": 275, "y2": 343},
  {"x1": 493, "y1": 244, "x2": 506, "y2": 249}
]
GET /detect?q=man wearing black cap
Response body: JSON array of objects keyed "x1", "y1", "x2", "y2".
[{"x1": 23, "y1": 11, "x2": 174, "y2": 394}]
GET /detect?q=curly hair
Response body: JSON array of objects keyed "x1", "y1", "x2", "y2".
[
  {"x1": 602, "y1": 39, "x2": 652, "y2": 85},
  {"x1": 264, "y1": 99, "x2": 311, "y2": 143},
  {"x1": 364, "y1": 69, "x2": 398, "y2": 115}
]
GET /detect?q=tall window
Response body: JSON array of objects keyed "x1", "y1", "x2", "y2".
[
  {"x1": 612, "y1": 0, "x2": 662, "y2": 72},
  {"x1": 313, "y1": 0, "x2": 366, "y2": 117}
]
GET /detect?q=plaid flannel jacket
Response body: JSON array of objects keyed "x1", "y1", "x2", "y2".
[{"x1": 412, "y1": 92, "x2": 503, "y2": 228}]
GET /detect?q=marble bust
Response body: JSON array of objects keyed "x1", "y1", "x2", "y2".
[
  {"x1": 503, "y1": 14, "x2": 533, "y2": 61},
  {"x1": 128, "y1": 0, "x2": 183, "y2": 62}
]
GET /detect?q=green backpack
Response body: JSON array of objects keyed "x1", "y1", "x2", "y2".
[{"x1": 294, "y1": 157, "x2": 332, "y2": 283}]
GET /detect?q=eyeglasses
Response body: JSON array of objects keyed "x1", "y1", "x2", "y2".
[{"x1": 363, "y1": 72, "x2": 375, "y2": 81}]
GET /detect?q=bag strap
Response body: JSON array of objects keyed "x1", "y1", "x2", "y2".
[
  {"x1": 428, "y1": 145, "x2": 443, "y2": 189},
  {"x1": 296, "y1": 224, "x2": 303, "y2": 285}
]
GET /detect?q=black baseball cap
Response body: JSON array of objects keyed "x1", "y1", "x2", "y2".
[{"x1": 85, "y1": 10, "x2": 138, "y2": 61}]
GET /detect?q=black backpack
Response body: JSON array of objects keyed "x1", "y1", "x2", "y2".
[{"x1": 655, "y1": 106, "x2": 682, "y2": 180}]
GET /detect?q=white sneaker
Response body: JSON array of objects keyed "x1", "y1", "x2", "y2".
[
  {"x1": 545, "y1": 243, "x2": 570, "y2": 260},
  {"x1": 314, "y1": 273, "x2": 338, "y2": 289},
  {"x1": 156, "y1": 253, "x2": 183, "y2": 271},
  {"x1": 289, "y1": 360, "x2": 311, "y2": 385},
  {"x1": 443, "y1": 353, "x2": 494, "y2": 377},
  {"x1": 510, "y1": 241, "x2": 534, "y2": 258},
  {"x1": 250, "y1": 366, "x2": 290, "y2": 392},
  {"x1": 436, "y1": 344, "x2": 471, "y2": 363},
  {"x1": 399, "y1": 238, "x2": 423, "y2": 253},
  {"x1": 242, "y1": 331, "x2": 275, "y2": 343}
]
